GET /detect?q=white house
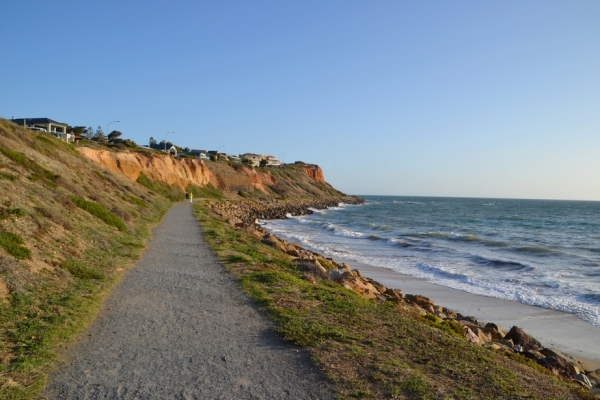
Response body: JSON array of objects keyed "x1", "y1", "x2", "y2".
[{"x1": 11, "y1": 118, "x2": 74, "y2": 143}]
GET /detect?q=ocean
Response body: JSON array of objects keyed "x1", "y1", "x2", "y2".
[{"x1": 260, "y1": 196, "x2": 600, "y2": 326}]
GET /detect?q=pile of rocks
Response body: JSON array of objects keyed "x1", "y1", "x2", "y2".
[
  {"x1": 208, "y1": 198, "x2": 600, "y2": 392},
  {"x1": 256, "y1": 229, "x2": 600, "y2": 390},
  {"x1": 208, "y1": 196, "x2": 364, "y2": 224}
]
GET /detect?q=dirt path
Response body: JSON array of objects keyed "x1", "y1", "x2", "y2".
[{"x1": 44, "y1": 202, "x2": 334, "y2": 399}]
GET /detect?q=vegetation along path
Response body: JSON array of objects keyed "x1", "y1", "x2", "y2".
[{"x1": 44, "y1": 202, "x2": 334, "y2": 399}]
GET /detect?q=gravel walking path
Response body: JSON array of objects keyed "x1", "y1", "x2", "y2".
[{"x1": 44, "y1": 202, "x2": 334, "y2": 399}]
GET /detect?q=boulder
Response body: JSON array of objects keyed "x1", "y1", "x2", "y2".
[
  {"x1": 586, "y1": 369, "x2": 600, "y2": 387},
  {"x1": 523, "y1": 349, "x2": 545, "y2": 361},
  {"x1": 483, "y1": 323, "x2": 506, "y2": 340},
  {"x1": 503, "y1": 326, "x2": 542, "y2": 351},
  {"x1": 292, "y1": 258, "x2": 328, "y2": 280},
  {"x1": 337, "y1": 275, "x2": 379, "y2": 300},
  {"x1": 384, "y1": 288, "x2": 404, "y2": 299},
  {"x1": 364, "y1": 278, "x2": 386, "y2": 294},
  {"x1": 574, "y1": 374, "x2": 592, "y2": 389},
  {"x1": 537, "y1": 356, "x2": 574, "y2": 377},
  {"x1": 405, "y1": 294, "x2": 435, "y2": 309},
  {"x1": 326, "y1": 269, "x2": 347, "y2": 282},
  {"x1": 261, "y1": 233, "x2": 288, "y2": 253},
  {"x1": 497, "y1": 339, "x2": 514, "y2": 348},
  {"x1": 463, "y1": 326, "x2": 483, "y2": 346}
]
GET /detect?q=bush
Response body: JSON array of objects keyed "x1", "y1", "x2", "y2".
[
  {"x1": 0, "y1": 231, "x2": 31, "y2": 259},
  {"x1": 0, "y1": 146, "x2": 59, "y2": 184},
  {"x1": 71, "y1": 196, "x2": 127, "y2": 231},
  {"x1": 0, "y1": 171, "x2": 16, "y2": 181}
]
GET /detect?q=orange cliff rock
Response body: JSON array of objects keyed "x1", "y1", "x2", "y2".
[
  {"x1": 77, "y1": 148, "x2": 325, "y2": 193},
  {"x1": 303, "y1": 164, "x2": 325, "y2": 182}
]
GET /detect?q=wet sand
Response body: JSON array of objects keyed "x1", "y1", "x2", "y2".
[{"x1": 346, "y1": 261, "x2": 600, "y2": 371}]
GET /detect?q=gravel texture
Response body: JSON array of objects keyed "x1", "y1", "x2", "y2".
[{"x1": 44, "y1": 202, "x2": 334, "y2": 399}]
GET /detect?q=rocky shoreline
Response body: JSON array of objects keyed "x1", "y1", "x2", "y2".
[{"x1": 207, "y1": 197, "x2": 600, "y2": 393}]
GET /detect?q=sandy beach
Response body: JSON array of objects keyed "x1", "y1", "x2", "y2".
[{"x1": 345, "y1": 261, "x2": 600, "y2": 371}]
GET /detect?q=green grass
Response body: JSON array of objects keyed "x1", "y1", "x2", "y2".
[
  {"x1": 137, "y1": 172, "x2": 183, "y2": 201},
  {"x1": 71, "y1": 196, "x2": 127, "y2": 231},
  {"x1": 0, "y1": 231, "x2": 31, "y2": 259},
  {"x1": 61, "y1": 259, "x2": 105, "y2": 280},
  {"x1": 187, "y1": 182, "x2": 224, "y2": 199}
]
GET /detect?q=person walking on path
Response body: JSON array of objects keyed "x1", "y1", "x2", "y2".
[
  {"x1": 185, "y1": 191, "x2": 189, "y2": 201},
  {"x1": 44, "y1": 202, "x2": 333, "y2": 399},
  {"x1": 189, "y1": 192, "x2": 193, "y2": 203}
]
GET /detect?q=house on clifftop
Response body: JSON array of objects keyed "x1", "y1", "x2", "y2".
[{"x1": 11, "y1": 118, "x2": 73, "y2": 143}]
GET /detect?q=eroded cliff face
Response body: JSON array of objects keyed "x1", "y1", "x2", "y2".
[
  {"x1": 303, "y1": 165, "x2": 325, "y2": 182},
  {"x1": 77, "y1": 148, "x2": 326, "y2": 193}
]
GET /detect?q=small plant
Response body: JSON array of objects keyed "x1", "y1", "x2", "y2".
[
  {"x1": 0, "y1": 171, "x2": 16, "y2": 181},
  {"x1": 0, "y1": 207, "x2": 26, "y2": 220},
  {"x1": 0, "y1": 231, "x2": 31, "y2": 259},
  {"x1": 62, "y1": 259, "x2": 105, "y2": 280},
  {"x1": 237, "y1": 190, "x2": 247, "y2": 198},
  {"x1": 71, "y1": 196, "x2": 127, "y2": 231}
]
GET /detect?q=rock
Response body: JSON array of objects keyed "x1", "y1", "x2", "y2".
[
  {"x1": 574, "y1": 373, "x2": 592, "y2": 389},
  {"x1": 326, "y1": 269, "x2": 347, "y2": 282},
  {"x1": 405, "y1": 294, "x2": 435, "y2": 310},
  {"x1": 503, "y1": 326, "x2": 542, "y2": 351},
  {"x1": 523, "y1": 349, "x2": 545, "y2": 360},
  {"x1": 483, "y1": 323, "x2": 506, "y2": 340},
  {"x1": 384, "y1": 288, "x2": 404, "y2": 299},
  {"x1": 537, "y1": 356, "x2": 574, "y2": 378},
  {"x1": 442, "y1": 307, "x2": 457, "y2": 319},
  {"x1": 364, "y1": 278, "x2": 386, "y2": 294},
  {"x1": 586, "y1": 369, "x2": 600, "y2": 387},
  {"x1": 463, "y1": 326, "x2": 483, "y2": 346},
  {"x1": 483, "y1": 343, "x2": 502, "y2": 350},
  {"x1": 336, "y1": 274, "x2": 379, "y2": 300},
  {"x1": 513, "y1": 344, "x2": 523, "y2": 352},
  {"x1": 292, "y1": 258, "x2": 328, "y2": 280},
  {"x1": 456, "y1": 314, "x2": 478, "y2": 325},
  {"x1": 261, "y1": 233, "x2": 288, "y2": 253},
  {"x1": 539, "y1": 348, "x2": 584, "y2": 372},
  {"x1": 497, "y1": 339, "x2": 514, "y2": 348}
]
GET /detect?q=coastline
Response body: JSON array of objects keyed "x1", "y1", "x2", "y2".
[
  {"x1": 343, "y1": 260, "x2": 600, "y2": 371},
  {"x1": 208, "y1": 196, "x2": 600, "y2": 391}
]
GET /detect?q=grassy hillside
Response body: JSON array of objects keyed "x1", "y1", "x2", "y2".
[{"x1": 0, "y1": 119, "x2": 178, "y2": 398}]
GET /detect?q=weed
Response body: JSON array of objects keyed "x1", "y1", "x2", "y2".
[{"x1": 0, "y1": 207, "x2": 26, "y2": 220}]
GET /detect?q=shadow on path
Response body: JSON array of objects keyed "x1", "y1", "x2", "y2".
[{"x1": 44, "y1": 202, "x2": 334, "y2": 399}]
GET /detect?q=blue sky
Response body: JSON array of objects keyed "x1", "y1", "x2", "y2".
[{"x1": 2, "y1": 1, "x2": 599, "y2": 200}]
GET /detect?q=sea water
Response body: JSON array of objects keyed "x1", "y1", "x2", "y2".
[{"x1": 260, "y1": 196, "x2": 600, "y2": 326}]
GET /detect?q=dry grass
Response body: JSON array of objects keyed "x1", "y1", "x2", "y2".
[{"x1": 0, "y1": 118, "x2": 173, "y2": 399}]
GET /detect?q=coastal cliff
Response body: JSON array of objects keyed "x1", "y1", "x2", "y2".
[{"x1": 77, "y1": 147, "x2": 338, "y2": 197}]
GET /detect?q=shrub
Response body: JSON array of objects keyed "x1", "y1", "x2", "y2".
[
  {"x1": 0, "y1": 231, "x2": 31, "y2": 259},
  {"x1": 71, "y1": 196, "x2": 127, "y2": 231},
  {"x1": 0, "y1": 207, "x2": 26, "y2": 220}
]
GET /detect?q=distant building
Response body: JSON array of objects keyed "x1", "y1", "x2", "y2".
[
  {"x1": 207, "y1": 150, "x2": 227, "y2": 161},
  {"x1": 186, "y1": 149, "x2": 209, "y2": 160},
  {"x1": 240, "y1": 153, "x2": 262, "y2": 167},
  {"x1": 262, "y1": 155, "x2": 281, "y2": 166},
  {"x1": 11, "y1": 118, "x2": 73, "y2": 143}
]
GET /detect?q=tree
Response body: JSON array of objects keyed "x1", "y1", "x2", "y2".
[
  {"x1": 149, "y1": 137, "x2": 157, "y2": 147},
  {"x1": 67, "y1": 126, "x2": 87, "y2": 135},
  {"x1": 85, "y1": 126, "x2": 94, "y2": 140},
  {"x1": 94, "y1": 126, "x2": 105, "y2": 141},
  {"x1": 259, "y1": 159, "x2": 268, "y2": 167},
  {"x1": 107, "y1": 130, "x2": 123, "y2": 142}
]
